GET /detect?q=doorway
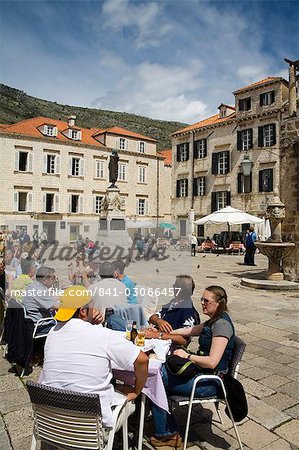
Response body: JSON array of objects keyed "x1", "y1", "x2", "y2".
[{"x1": 43, "y1": 222, "x2": 56, "y2": 244}]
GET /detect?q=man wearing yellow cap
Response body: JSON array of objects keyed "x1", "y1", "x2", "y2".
[{"x1": 39, "y1": 285, "x2": 149, "y2": 429}]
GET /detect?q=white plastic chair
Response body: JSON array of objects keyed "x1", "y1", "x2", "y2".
[
  {"x1": 27, "y1": 380, "x2": 131, "y2": 450},
  {"x1": 170, "y1": 336, "x2": 246, "y2": 450}
]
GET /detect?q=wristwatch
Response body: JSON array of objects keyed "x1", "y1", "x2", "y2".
[
  {"x1": 187, "y1": 354, "x2": 191, "y2": 360},
  {"x1": 158, "y1": 332, "x2": 163, "y2": 340}
]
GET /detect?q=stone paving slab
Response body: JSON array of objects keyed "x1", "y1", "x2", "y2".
[
  {"x1": 241, "y1": 377, "x2": 276, "y2": 399},
  {"x1": 240, "y1": 366, "x2": 272, "y2": 381},
  {"x1": 283, "y1": 404, "x2": 299, "y2": 420},
  {"x1": 260, "y1": 438, "x2": 294, "y2": 449},
  {"x1": 0, "y1": 388, "x2": 31, "y2": 414},
  {"x1": 275, "y1": 380, "x2": 299, "y2": 397},
  {"x1": 3, "y1": 406, "x2": 33, "y2": 442},
  {"x1": 251, "y1": 339, "x2": 282, "y2": 350},
  {"x1": 247, "y1": 394, "x2": 291, "y2": 430},
  {"x1": 0, "y1": 375, "x2": 23, "y2": 393},
  {"x1": 263, "y1": 392, "x2": 299, "y2": 411},
  {"x1": 274, "y1": 419, "x2": 299, "y2": 447},
  {"x1": 226, "y1": 419, "x2": 278, "y2": 448},
  {"x1": 259, "y1": 374, "x2": 291, "y2": 390}
]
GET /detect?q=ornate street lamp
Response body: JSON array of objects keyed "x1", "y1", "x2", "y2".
[{"x1": 241, "y1": 154, "x2": 253, "y2": 177}]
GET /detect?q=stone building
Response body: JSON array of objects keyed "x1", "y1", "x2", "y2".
[
  {"x1": 172, "y1": 77, "x2": 289, "y2": 238},
  {"x1": 0, "y1": 116, "x2": 171, "y2": 244}
]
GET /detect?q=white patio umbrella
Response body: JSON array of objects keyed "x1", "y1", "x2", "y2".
[
  {"x1": 194, "y1": 206, "x2": 263, "y2": 230},
  {"x1": 126, "y1": 219, "x2": 156, "y2": 228}
]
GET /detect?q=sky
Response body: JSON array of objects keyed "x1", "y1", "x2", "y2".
[{"x1": 1, "y1": 0, "x2": 298, "y2": 124}]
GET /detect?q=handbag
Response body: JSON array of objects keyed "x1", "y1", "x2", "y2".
[
  {"x1": 221, "y1": 373, "x2": 248, "y2": 422},
  {"x1": 165, "y1": 354, "x2": 201, "y2": 379}
]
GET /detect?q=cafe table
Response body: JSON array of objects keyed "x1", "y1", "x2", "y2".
[{"x1": 112, "y1": 332, "x2": 171, "y2": 450}]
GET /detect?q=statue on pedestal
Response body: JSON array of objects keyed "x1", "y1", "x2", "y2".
[{"x1": 108, "y1": 150, "x2": 119, "y2": 188}]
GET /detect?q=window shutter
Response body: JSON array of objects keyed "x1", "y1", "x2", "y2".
[
  {"x1": 145, "y1": 200, "x2": 149, "y2": 215},
  {"x1": 237, "y1": 131, "x2": 242, "y2": 151},
  {"x1": 268, "y1": 169, "x2": 274, "y2": 191},
  {"x1": 211, "y1": 192, "x2": 217, "y2": 212},
  {"x1": 225, "y1": 151, "x2": 230, "y2": 174},
  {"x1": 203, "y1": 177, "x2": 206, "y2": 196},
  {"x1": 258, "y1": 126, "x2": 264, "y2": 147},
  {"x1": 28, "y1": 153, "x2": 33, "y2": 172},
  {"x1": 68, "y1": 158, "x2": 72, "y2": 175},
  {"x1": 43, "y1": 154, "x2": 47, "y2": 173},
  {"x1": 226, "y1": 191, "x2": 231, "y2": 206},
  {"x1": 176, "y1": 145, "x2": 181, "y2": 162},
  {"x1": 176, "y1": 180, "x2": 181, "y2": 198},
  {"x1": 249, "y1": 172, "x2": 252, "y2": 192},
  {"x1": 259, "y1": 94, "x2": 263, "y2": 107},
  {"x1": 136, "y1": 199, "x2": 139, "y2": 214},
  {"x1": 259, "y1": 171, "x2": 263, "y2": 192},
  {"x1": 69, "y1": 196, "x2": 72, "y2": 213},
  {"x1": 212, "y1": 153, "x2": 218, "y2": 174},
  {"x1": 272, "y1": 124, "x2": 276, "y2": 145},
  {"x1": 193, "y1": 178, "x2": 198, "y2": 197},
  {"x1": 185, "y1": 179, "x2": 188, "y2": 197},
  {"x1": 13, "y1": 192, "x2": 18, "y2": 211},
  {"x1": 54, "y1": 194, "x2": 59, "y2": 213},
  {"x1": 203, "y1": 139, "x2": 207, "y2": 158},
  {"x1": 93, "y1": 196, "x2": 97, "y2": 213},
  {"x1": 79, "y1": 196, "x2": 83, "y2": 213},
  {"x1": 238, "y1": 99, "x2": 243, "y2": 111},
  {"x1": 249, "y1": 129, "x2": 253, "y2": 149},
  {"x1": 237, "y1": 173, "x2": 242, "y2": 193},
  {"x1": 79, "y1": 159, "x2": 84, "y2": 177},
  {"x1": 186, "y1": 143, "x2": 190, "y2": 161},
  {"x1": 77, "y1": 131, "x2": 82, "y2": 141},
  {"x1": 43, "y1": 193, "x2": 46, "y2": 212},
  {"x1": 193, "y1": 142, "x2": 198, "y2": 159},
  {"x1": 55, "y1": 156, "x2": 60, "y2": 174},
  {"x1": 15, "y1": 151, "x2": 19, "y2": 171},
  {"x1": 27, "y1": 192, "x2": 33, "y2": 212},
  {"x1": 271, "y1": 91, "x2": 275, "y2": 104}
]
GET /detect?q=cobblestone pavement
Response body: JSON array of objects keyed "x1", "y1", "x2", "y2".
[{"x1": 0, "y1": 249, "x2": 298, "y2": 449}]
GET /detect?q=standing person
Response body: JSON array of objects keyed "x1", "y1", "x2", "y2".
[
  {"x1": 147, "y1": 286, "x2": 235, "y2": 448},
  {"x1": 113, "y1": 259, "x2": 138, "y2": 305},
  {"x1": 190, "y1": 233, "x2": 198, "y2": 257},
  {"x1": 40, "y1": 286, "x2": 149, "y2": 429},
  {"x1": 39, "y1": 230, "x2": 48, "y2": 246},
  {"x1": 244, "y1": 226, "x2": 257, "y2": 266}
]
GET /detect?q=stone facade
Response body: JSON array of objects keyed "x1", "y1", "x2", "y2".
[
  {"x1": 172, "y1": 77, "x2": 289, "y2": 238},
  {"x1": 0, "y1": 118, "x2": 172, "y2": 244},
  {"x1": 280, "y1": 114, "x2": 299, "y2": 281}
]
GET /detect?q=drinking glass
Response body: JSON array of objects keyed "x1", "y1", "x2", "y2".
[
  {"x1": 126, "y1": 322, "x2": 133, "y2": 340},
  {"x1": 136, "y1": 327, "x2": 146, "y2": 347}
]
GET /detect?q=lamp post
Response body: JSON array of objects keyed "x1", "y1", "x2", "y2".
[{"x1": 241, "y1": 154, "x2": 253, "y2": 177}]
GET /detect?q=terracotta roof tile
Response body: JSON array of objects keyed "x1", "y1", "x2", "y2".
[
  {"x1": 174, "y1": 112, "x2": 235, "y2": 134},
  {"x1": 157, "y1": 148, "x2": 172, "y2": 165},
  {"x1": 95, "y1": 126, "x2": 157, "y2": 142},
  {"x1": 234, "y1": 77, "x2": 285, "y2": 94}
]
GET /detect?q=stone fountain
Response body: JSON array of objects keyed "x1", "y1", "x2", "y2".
[{"x1": 254, "y1": 190, "x2": 295, "y2": 281}]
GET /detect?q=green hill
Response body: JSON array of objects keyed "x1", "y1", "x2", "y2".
[{"x1": 0, "y1": 84, "x2": 187, "y2": 150}]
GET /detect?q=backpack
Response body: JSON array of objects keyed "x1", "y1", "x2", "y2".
[
  {"x1": 165, "y1": 354, "x2": 201, "y2": 379},
  {"x1": 245, "y1": 233, "x2": 254, "y2": 248},
  {"x1": 221, "y1": 373, "x2": 248, "y2": 422}
]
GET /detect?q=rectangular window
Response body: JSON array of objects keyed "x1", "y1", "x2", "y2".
[
  {"x1": 138, "y1": 166, "x2": 146, "y2": 183},
  {"x1": 260, "y1": 91, "x2": 275, "y2": 106},
  {"x1": 44, "y1": 193, "x2": 54, "y2": 212},
  {"x1": 237, "y1": 129, "x2": 253, "y2": 151},
  {"x1": 118, "y1": 138, "x2": 127, "y2": 150},
  {"x1": 94, "y1": 195, "x2": 103, "y2": 214},
  {"x1": 258, "y1": 124, "x2": 276, "y2": 147},
  {"x1": 71, "y1": 157, "x2": 80, "y2": 176},
  {"x1": 95, "y1": 160, "x2": 104, "y2": 178},
  {"x1": 194, "y1": 139, "x2": 207, "y2": 159},
  {"x1": 118, "y1": 163, "x2": 126, "y2": 181},
  {"x1": 137, "y1": 199, "x2": 146, "y2": 215},
  {"x1": 19, "y1": 152, "x2": 28, "y2": 171},
  {"x1": 44, "y1": 125, "x2": 57, "y2": 137},
  {"x1": 177, "y1": 143, "x2": 189, "y2": 162},
  {"x1": 176, "y1": 179, "x2": 188, "y2": 197},
  {"x1": 18, "y1": 192, "x2": 27, "y2": 211},
  {"x1": 237, "y1": 173, "x2": 252, "y2": 193},
  {"x1": 70, "y1": 195, "x2": 79, "y2": 213},
  {"x1": 47, "y1": 155, "x2": 56, "y2": 174},
  {"x1": 211, "y1": 191, "x2": 231, "y2": 212},
  {"x1": 238, "y1": 97, "x2": 251, "y2": 111},
  {"x1": 70, "y1": 130, "x2": 80, "y2": 140},
  {"x1": 193, "y1": 177, "x2": 205, "y2": 196},
  {"x1": 212, "y1": 151, "x2": 230, "y2": 175},
  {"x1": 259, "y1": 169, "x2": 273, "y2": 192},
  {"x1": 138, "y1": 142, "x2": 145, "y2": 153}
]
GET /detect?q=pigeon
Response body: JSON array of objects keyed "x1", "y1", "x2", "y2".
[
  {"x1": 178, "y1": 254, "x2": 181, "y2": 257},
  {"x1": 156, "y1": 268, "x2": 160, "y2": 273},
  {"x1": 216, "y1": 254, "x2": 220, "y2": 257},
  {"x1": 172, "y1": 257, "x2": 176, "y2": 261},
  {"x1": 202, "y1": 255, "x2": 206, "y2": 258},
  {"x1": 197, "y1": 264, "x2": 200, "y2": 269}
]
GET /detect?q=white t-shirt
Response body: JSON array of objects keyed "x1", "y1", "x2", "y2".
[{"x1": 40, "y1": 319, "x2": 140, "y2": 427}]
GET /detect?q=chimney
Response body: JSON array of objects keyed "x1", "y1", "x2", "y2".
[
  {"x1": 284, "y1": 58, "x2": 299, "y2": 117},
  {"x1": 68, "y1": 115, "x2": 76, "y2": 127}
]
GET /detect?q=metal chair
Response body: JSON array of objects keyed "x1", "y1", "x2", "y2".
[
  {"x1": 170, "y1": 336, "x2": 246, "y2": 450},
  {"x1": 27, "y1": 380, "x2": 130, "y2": 450}
]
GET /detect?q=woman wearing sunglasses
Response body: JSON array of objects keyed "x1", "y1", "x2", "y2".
[{"x1": 148, "y1": 285, "x2": 235, "y2": 449}]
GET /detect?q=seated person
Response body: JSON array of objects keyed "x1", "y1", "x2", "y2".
[
  {"x1": 40, "y1": 286, "x2": 149, "y2": 430},
  {"x1": 147, "y1": 285, "x2": 235, "y2": 448},
  {"x1": 202, "y1": 236, "x2": 216, "y2": 251},
  {"x1": 22, "y1": 266, "x2": 59, "y2": 333},
  {"x1": 113, "y1": 259, "x2": 137, "y2": 305},
  {"x1": 9, "y1": 257, "x2": 36, "y2": 302},
  {"x1": 148, "y1": 275, "x2": 200, "y2": 333}
]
